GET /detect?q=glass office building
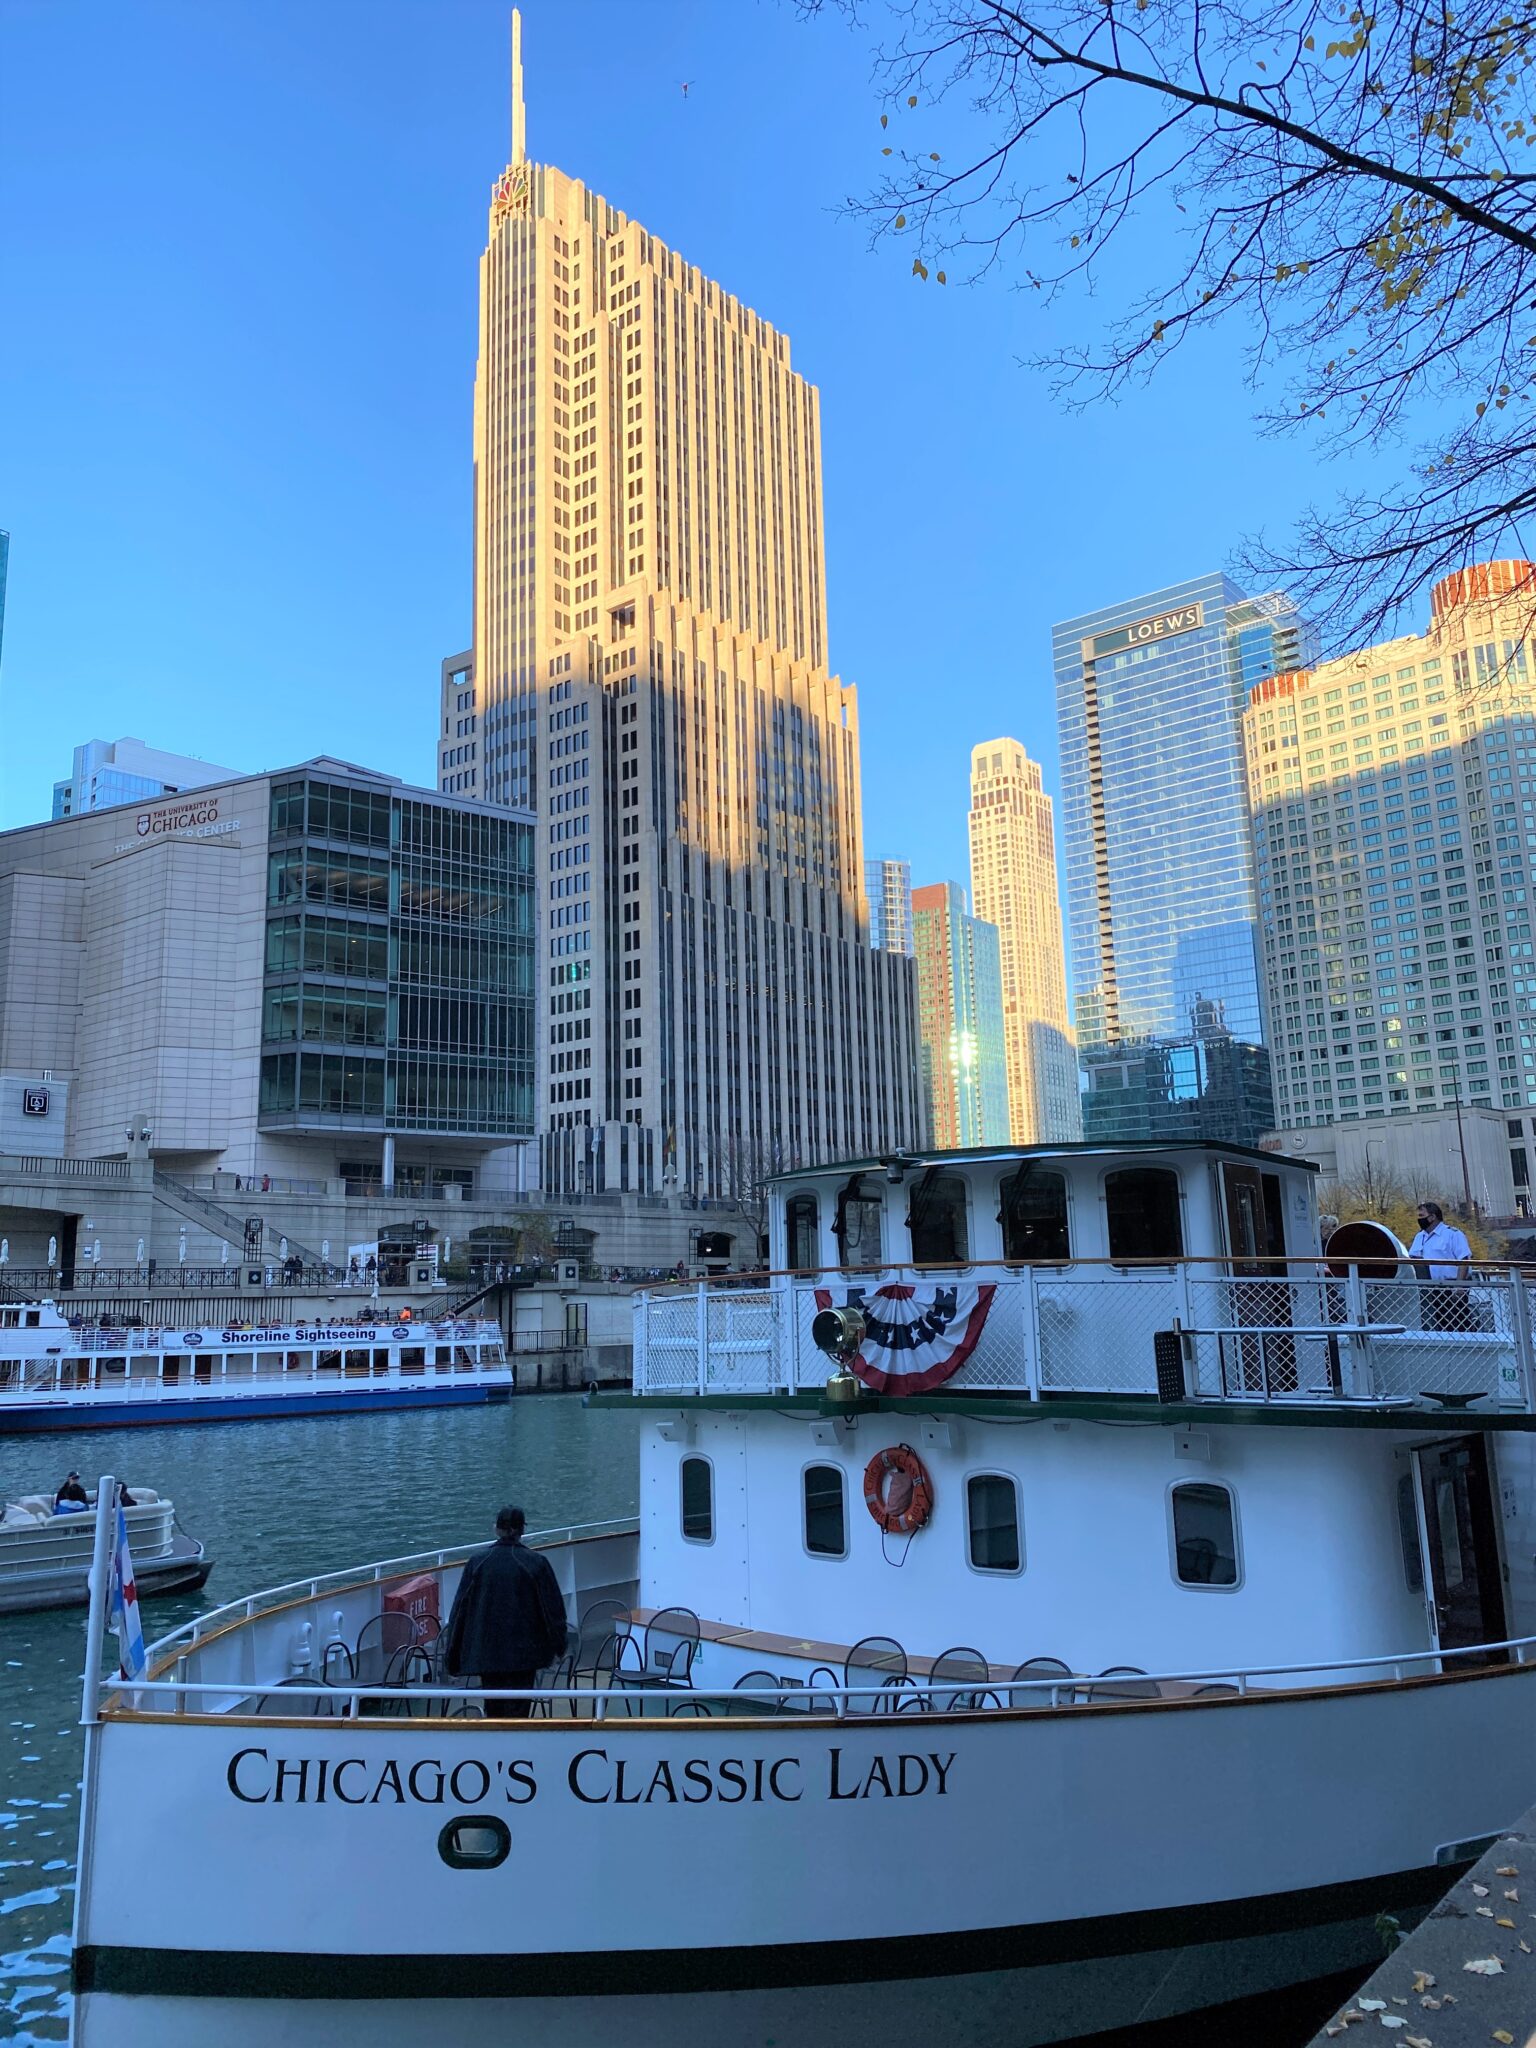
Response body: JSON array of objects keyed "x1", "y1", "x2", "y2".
[
  {"x1": 1056, "y1": 573, "x2": 1312, "y2": 1143},
  {"x1": 260, "y1": 772, "x2": 535, "y2": 1137},
  {"x1": 911, "y1": 882, "x2": 1010, "y2": 1148}
]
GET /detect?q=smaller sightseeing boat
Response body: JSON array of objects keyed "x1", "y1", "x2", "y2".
[
  {"x1": 0, "y1": 1486, "x2": 211, "y2": 1614},
  {"x1": 0, "y1": 1302, "x2": 512, "y2": 1433}
]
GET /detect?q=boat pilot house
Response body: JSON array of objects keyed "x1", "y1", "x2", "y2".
[
  {"x1": 67, "y1": 1139, "x2": 1536, "y2": 2048},
  {"x1": 629, "y1": 1140, "x2": 1536, "y2": 1681}
]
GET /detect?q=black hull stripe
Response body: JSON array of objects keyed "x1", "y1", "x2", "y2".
[{"x1": 74, "y1": 1860, "x2": 1455, "y2": 2001}]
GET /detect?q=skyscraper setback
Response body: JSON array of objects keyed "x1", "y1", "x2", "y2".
[
  {"x1": 967, "y1": 740, "x2": 1079, "y2": 1142},
  {"x1": 444, "y1": 15, "x2": 923, "y2": 1195}
]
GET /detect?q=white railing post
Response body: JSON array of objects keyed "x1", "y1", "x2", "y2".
[
  {"x1": 79, "y1": 1475, "x2": 117, "y2": 1726},
  {"x1": 1175, "y1": 1264, "x2": 1197, "y2": 1392},
  {"x1": 696, "y1": 1282, "x2": 708, "y2": 1396},
  {"x1": 1510, "y1": 1272, "x2": 1536, "y2": 1412},
  {"x1": 1021, "y1": 1268, "x2": 1042, "y2": 1401},
  {"x1": 1344, "y1": 1266, "x2": 1370, "y2": 1398}
]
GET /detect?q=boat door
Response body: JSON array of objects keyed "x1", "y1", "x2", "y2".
[
  {"x1": 1412, "y1": 1435, "x2": 1507, "y2": 1662},
  {"x1": 1218, "y1": 1163, "x2": 1293, "y2": 1392}
]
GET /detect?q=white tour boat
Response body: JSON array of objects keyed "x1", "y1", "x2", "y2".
[
  {"x1": 68, "y1": 1139, "x2": 1536, "y2": 2046},
  {"x1": 0, "y1": 1302, "x2": 511, "y2": 1432},
  {"x1": 0, "y1": 1485, "x2": 210, "y2": 1614}
]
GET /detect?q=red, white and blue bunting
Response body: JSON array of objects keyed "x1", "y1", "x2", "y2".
[{"x1": 812, "y1": 1279, "x2": 996, "y2": 1396}]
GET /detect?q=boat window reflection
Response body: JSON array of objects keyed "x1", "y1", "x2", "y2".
[
  {"x1": 1105, "y1": 1169, "x2": 1183, "y2": 1263},
  {"x1": 680, "y1": 1456, "x2": 714, "y2": 1544},
  {"x1": 1171, "y1": 1482, "x2": 1239, "y2": 1588},
  {"x1": 909, "y1": 1171, "x2": 969, "y2": 1266},
  {"x1": 999, "y1": 1169, "x2": 1070, "y2": 1263},
  {"x1": 786, "y1": 1194, "x2": 819, "y2": 1273},
  {"x1": 967, "y1": 1474, "x2": 1022, "y2": 1573},
  {"x1": 835, "y1": 1183, "x2": 884, "y2": 1270},
  {"x1": 802, "y1": 1464, "x2": 847, "y2": 1557}
]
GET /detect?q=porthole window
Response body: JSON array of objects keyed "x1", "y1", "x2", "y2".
[
  {"x1": 1169, "y1": 1481, "x2": 1240, "y2": 1588},
  {"x1": 802, "y1": 1464, "x2": 847, "y2": 1558},
  {"x1": 680, "y1": 1456, "x2": 713, "y2": 1543},
  {"x1": 966, "y1": 1474, "x2": 1022, "y2": 1573},
  {"x1": 1106, "y1": 1168, "x2": 1183, "y2": 1262}
]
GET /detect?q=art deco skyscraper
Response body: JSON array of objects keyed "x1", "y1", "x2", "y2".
[
  {"x1": 441, "y1": 16, "x2": 923, "y2": 1196},
  {"x1": 968, "y1": 739, "x2": 1080, "y2": 1142}
]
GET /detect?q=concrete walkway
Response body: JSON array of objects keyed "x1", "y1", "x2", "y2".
[{"x1": 1310, "y1": 1809, "x2": 1536, "y2": 2044}]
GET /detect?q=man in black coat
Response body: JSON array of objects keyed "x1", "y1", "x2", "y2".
[{"x1": 443, "y1": 1505, "x2": 569, "y2": 1718}]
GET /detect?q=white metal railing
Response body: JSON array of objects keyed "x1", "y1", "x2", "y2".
[
  {"x1": 139, "y1": 1517, "x2": 639, "y2": 1671},
  {"x1": 631, "y1": 1265, "x2": 1536, "y2": 1412},
  {"x1": 102, "y1": 1616, "x2": 1536, "y2": 1721}
]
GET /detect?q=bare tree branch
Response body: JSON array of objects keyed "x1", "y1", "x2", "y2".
[{"x1": 810, "y1": 0, "x2": 1536, "y2": 646}]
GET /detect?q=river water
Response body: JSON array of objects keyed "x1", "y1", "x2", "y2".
[{"x1": 0, "y1": 1395, "x2": 644, "y2": 2044}]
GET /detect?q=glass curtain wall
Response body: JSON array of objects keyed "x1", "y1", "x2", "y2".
[{"x1": 259, "y1": 777, "x2": 534, "y2": 1137}]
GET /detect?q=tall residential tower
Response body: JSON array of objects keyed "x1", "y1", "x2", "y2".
[
  {"x1": 444, "y1": 15, "x2": 923, "y2": 1196},
  {"x1": 967, "y1": 739, "x2": 1079, "y2": 1141},
  {"x1": 1244, "y1": 560, "x2": 1536, "y2": 1198},
  {"x1": 865, "y1": 858, "x2": 915, "y2": 956}
]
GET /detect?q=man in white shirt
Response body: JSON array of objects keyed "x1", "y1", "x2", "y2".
[{"x1": 1409, "y1": 1201, "x2": 1472, "y2": 1330}]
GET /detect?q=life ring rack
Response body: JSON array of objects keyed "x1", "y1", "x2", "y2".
[{"x1": 862, "y1": 1444, "x2": 934, "y2": 1537}]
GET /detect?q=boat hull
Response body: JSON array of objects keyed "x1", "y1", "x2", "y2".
[
  {"x1": 0, "y1": 1533, "x2": 212, "y2": 1614},
  {"x1": 0, "y1": 1380, "x2": 512, "y2": 1433},
  {"x1": 70, "y1": 1664, "x2": 1534, "y2": 2046},
  {"x1": 70, "y1": 1886, "x2": 1433, "y2": 2047}
]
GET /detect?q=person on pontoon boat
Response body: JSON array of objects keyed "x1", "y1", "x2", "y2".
[{"x1": 54, "y1": 1473, "x2": 87, "y2": 1513}]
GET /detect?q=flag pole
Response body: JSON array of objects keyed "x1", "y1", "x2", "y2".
[{"x1": 79, "y1": 1473, "x2": 116, "y2": 1727}]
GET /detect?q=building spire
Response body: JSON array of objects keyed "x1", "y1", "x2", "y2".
[{"x1": 510, "y1": 7, "x2": 526, "y2": 165}]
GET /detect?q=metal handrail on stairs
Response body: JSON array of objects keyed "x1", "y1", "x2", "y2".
[{"x1": 151, "y1": 1172, "x2": 326, "y2": 1269}]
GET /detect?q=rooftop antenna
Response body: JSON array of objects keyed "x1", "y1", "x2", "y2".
[{"x1": 510, "y1": 7, "x2": 526, "y2": 165}]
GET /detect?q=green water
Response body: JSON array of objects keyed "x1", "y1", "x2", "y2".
[{"x1": 0, "y1": 1395, "x2": 644, "y2": 2043}]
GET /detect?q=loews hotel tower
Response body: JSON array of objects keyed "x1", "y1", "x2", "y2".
[{"x1": 439, "y1": 17, "x2": 923, "y2": 1197}]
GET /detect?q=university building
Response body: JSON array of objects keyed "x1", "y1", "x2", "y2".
[
  {"x1": 438, "y1": 14, "x2": 924, "y2": 1198},
  {"x1": 0, "y1": 758, "x2": 535, "y2": 1196}
]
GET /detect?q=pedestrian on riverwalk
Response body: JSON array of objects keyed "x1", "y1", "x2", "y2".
[{"x1": 442, "y1": 1505, "x2": 569, "y2": 1719}]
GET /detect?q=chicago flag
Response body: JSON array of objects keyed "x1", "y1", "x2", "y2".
[{"x1": 109, "y1": 1502, "x2": 146, "y2": 1681}]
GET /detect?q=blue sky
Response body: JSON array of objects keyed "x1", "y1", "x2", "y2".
[{"x1": 0, "y1": 0, "x2": 1397, "y2": 885}]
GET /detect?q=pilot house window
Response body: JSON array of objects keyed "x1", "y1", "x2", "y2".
[
  {"x1": 680, "y1": 1456, "x2": 713, "y2": 1543},
  {"x1": 1105, "y1": 1168, "x2": 1183, "y2": 1263},
  {"x1": 835, "y1": 1182, "x2": 884, "y2": 1269},
  {"x1": 786, "y1": 1193, "x2": 819, "y2": 1273},
  {"x1": 999, "y1": 1169, "x2": 1070, "y2": 1262},
  {"x1": 908, "y1": 1170, "x2": 969, "y2": 1265}
]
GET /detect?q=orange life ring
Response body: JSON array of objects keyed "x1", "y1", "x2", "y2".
[{"x1": 863, "y1": 1444, "x2": 934, "y2": 1536}]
